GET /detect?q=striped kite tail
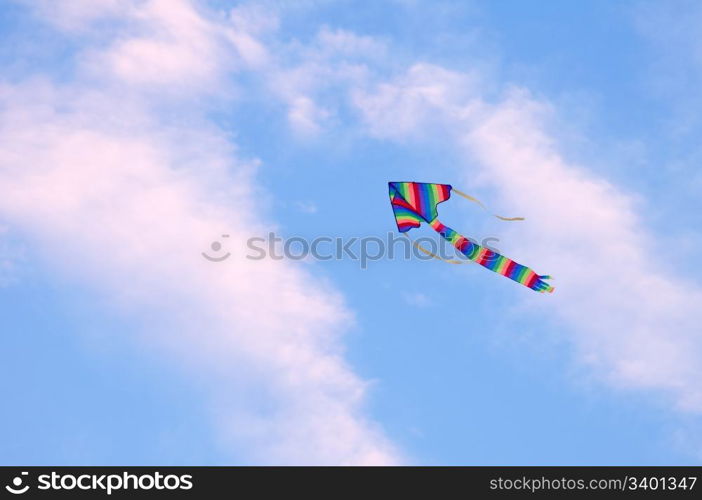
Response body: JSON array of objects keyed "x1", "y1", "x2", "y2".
[{"x1": 428, "y1": 219, "x2": 554, "y2": 293}]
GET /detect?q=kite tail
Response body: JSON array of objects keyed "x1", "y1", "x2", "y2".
[{"x1": 428, "y1": 219, "x2": 554, "y2": 293}]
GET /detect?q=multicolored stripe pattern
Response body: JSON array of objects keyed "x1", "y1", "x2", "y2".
[
  {"x1": 389, "y1": 181, "x2": 554, "y2": 293},
  {"x1": 429, "y1": 219, "x2": 554, "y2": 293},
  {"x1": 389, "y1": 182, "x2": 452, "y2": 232}
]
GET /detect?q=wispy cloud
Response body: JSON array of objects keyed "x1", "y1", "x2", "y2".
[
  {"x1": 402, "y1": 292, "x2": 432, "y2": 308},
  {"x1": 294, "y1": 201, "x2": 319, "y2": 214}
]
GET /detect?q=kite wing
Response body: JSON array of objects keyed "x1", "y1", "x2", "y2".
[{"x1": 388, "y1": 181, "x2": 452, "y2": 232}]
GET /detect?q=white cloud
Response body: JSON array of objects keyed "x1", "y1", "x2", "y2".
[
  {"x1": 352, "y1": 63, "x2": 481, "y2": 140},
  {"x1": 244, "y1": 24, "x2": 388, "y2": 136},
  {"x1": 464, "y1": 90, "x2": 702, "y2": 411},
  {"x1": 0, "y1": 2, "x2": 400, "y2": 464},
  {"x1": 287, "y1": 95, "x2": 330, "y2": 136},
  {"x1": 98, "y1": 0, "x2": 232, "y2": 90},
  {"x1": 25, "y1": 0, "x2": 127, "y2": 32},
  {"x1": 30, "y1": 0, "x2": 272, "y2": 93},
  {"x1": 315, "y1": 26, "x2": 388, "y2": 60}
]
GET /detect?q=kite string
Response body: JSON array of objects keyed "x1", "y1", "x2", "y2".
[{"x1": 452, "y1": 188, "x2": 525, "y2": 222}]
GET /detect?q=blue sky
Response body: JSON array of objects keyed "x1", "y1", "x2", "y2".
[{"x1": 1, "y1": 0, "x2": 701, "y2": 465}]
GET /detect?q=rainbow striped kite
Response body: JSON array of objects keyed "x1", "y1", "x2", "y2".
[{"x1": 389, "y1": 181, "x2": 554, "y2": 293}]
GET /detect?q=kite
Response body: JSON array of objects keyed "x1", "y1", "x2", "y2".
[{"x1": 389, "y1": 181, "x2": 554, "y2": 293}]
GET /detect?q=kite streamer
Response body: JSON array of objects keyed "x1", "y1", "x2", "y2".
[
  {"x1": 389, "y1": 181, "x2": 554, "y2": 293},
  {"x1": 402, "y1": 233, "x2": 466, "y2": 265},
  {"x1": 451, "y1": 188, "x2": 525, "y2": 222}
]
